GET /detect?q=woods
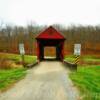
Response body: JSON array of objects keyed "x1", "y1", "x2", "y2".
[{"x1": 0, "y1": 23, "x2": 100, "y2": 55}]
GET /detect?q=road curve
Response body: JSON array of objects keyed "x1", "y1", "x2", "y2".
[{"x1": 0, "y1": 61, "x2": 79, "y2": 100}]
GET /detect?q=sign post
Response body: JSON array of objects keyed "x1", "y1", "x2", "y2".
[
  {"x1": 74, "y1": 44, "x2": 81, "y2": 64},
  {"x1": 19, "y1": 43, "x2": 25, "y2": 67}
]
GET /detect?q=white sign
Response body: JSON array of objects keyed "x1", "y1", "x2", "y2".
[
  {"x1": 19, "y1": 43, "x2": 25, "y2": 54},
  {"x1": 74, "y1": 44, "x2": 81, "y2": 55}
]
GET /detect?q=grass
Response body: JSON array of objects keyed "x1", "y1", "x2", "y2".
[
  {"x1": 65, "y1": 55, "x2": 100, "y2": 100},
  {"x1": 64, "y1": 55, "x2": 100, "y2": 64},
  {"x1": 0, "y1": 53, "x2": 37, "y2": 64},
  {"x1": 70, "y1": 65, "x2": 100, "y2": 100},
  {"x1": 64, "y1": 55, "x2": 75, "y2": 63},
  {"x1": 0, "y1": 53, "x2": 37, "y2": 91},
  {"x1": 82, "y1": 56, "x2": 100, "y2": 63},
  {"x1": 0, "y1": 68, "x2": 26, "y2": 91}
]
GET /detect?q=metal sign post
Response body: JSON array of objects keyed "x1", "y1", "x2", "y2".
[
  {"x1": 74, "y1": 44, "x2": 81, "y2": 64},
  {"x1": 19, "y1": 43, "x2": 25, "y2": 67}
]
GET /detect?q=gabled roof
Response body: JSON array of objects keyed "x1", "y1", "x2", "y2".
[{"x1": 36, "y1": 26, "x2": 65, "y2": 39}]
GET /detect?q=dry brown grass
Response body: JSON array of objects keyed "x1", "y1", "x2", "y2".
[{"x1": 0, "y1": 58, "x2": 23, "y2": 69}]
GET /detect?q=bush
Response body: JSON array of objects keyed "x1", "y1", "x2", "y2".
[{"x1": 0, "y1": 58, "x2": 23, "y2": 69}]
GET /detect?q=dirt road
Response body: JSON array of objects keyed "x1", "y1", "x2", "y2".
[{"x1": 0, "y1": 61, "x2": 79, "y2": 100}]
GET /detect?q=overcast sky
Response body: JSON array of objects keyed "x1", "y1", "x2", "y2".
[{"x1": 0, "y1": 0, "x2": 100, "y2": 26}]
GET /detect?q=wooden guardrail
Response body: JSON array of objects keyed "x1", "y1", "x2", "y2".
[{"x1": 26, "y1": 61, "x2": 39, "y2": 68}]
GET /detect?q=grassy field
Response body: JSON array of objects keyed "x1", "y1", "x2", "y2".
[
  {"x1": 0, "y1": 68, "x2": 26, "y2": 92},
  {"x1": 0, "y1": 53, "x2": 37, "y2": 91},
  {"x1": 70, "y1": 65, "x2": 100, "y2": 100},
  {"x1": 65, "y1": 55, "x2": 100, "y2": 100},
  {"x1": 64, "y1": 55, "x2": 100, "y2": 64},
  {"x1": 0, "y1": 53, "x2": 37, "y2": 64}
]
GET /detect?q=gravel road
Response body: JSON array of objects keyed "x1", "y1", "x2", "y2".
[{"x1": 0, "y1": 61, "x2": 79, "y2": 100}]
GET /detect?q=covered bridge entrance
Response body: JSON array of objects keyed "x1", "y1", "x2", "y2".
[{"x1": 36, "y1": 26, "x2": 65, "y2": 61}]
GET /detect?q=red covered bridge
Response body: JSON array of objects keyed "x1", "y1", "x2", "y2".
[{"x1": 36, "y1": 26, "x2": 66, "y2": 61}]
